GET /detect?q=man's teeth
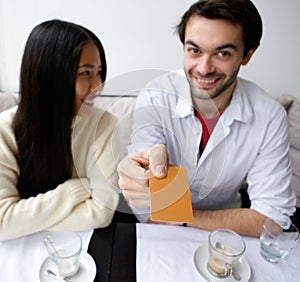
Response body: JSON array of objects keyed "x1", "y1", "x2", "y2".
[{"x1": 197, "y1": 78, "x2": 215, "y2": 83}]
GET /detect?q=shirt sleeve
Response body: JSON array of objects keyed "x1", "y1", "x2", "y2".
[
  {"x1": 128, "y1": 89, "x2": 167, "y2": 155},
  {"x1": 129, "y1": 206, "x2": 150, "y2": 223},
  {"x1": 247, "y1": 107, "x2": 296, "y2": 228}
]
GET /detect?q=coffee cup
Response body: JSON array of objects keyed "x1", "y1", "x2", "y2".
[{"x1": 207, "y1": 229, "x2": 246, "y2": 278}]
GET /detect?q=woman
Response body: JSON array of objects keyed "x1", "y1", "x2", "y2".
[{"x1": 0, "y1": 19, "x2": 119, "y2": 240}]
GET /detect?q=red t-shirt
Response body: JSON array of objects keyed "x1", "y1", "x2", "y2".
[{"x1": 195, "y1": 110, "x2": 221, "y2": 152}]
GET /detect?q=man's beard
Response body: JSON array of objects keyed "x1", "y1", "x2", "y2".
[{"x1": 187, "y1": 67, "x2": 240, "y2": 100}]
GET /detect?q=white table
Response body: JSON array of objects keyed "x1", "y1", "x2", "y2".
[{"x1": 136, "y1": 223, "x2": 300, "y2": 282}]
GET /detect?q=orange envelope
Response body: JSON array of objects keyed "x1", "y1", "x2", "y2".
[{"x1": 150, "y1": 166, "x2": 194, "y2": 223}]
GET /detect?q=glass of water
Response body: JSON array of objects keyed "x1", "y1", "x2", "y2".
[{"x1": 260, "y1": 218, "x2": 299, "y2": 263}]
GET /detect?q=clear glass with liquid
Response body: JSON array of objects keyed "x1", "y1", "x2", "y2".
[{"x1": 259, "y1": 218, "x2": 299, "y2": 263}]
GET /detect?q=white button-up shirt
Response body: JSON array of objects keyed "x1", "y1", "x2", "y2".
[{"x1": 129, "y1": 70, "x2": 296, "y2": 228}]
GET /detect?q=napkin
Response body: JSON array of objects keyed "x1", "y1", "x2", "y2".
[
  {"x1": 0, "y1": 230, "x2": 93, "y2": 282},
  {"x1": 137, "y1": 223, "x2": 208, "y2": 282},
  {"x1": 136, "y1": 223, "x2": 300, "y2": 282}
]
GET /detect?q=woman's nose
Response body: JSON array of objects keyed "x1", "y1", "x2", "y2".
[{"x1": 90, "y1": 76, "x2": 102, "y2": 92}]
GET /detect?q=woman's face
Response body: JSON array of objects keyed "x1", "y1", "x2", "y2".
[{"x1": 75, "y1": 42, "x2": 102, "y2": 116}]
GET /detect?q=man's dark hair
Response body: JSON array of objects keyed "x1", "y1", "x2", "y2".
[{"x1": 176, "y1": 0, "x2": 263, "y2": 57}]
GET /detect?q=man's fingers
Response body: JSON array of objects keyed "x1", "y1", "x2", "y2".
[
  {"x1": 117, "y1": 154, "x2": 150, "y2": 181},
  {"x1": 122, "y1": 190, "x2": 150, "y2": 208},
  {"x1": 117, "y1": 145, "x2": 169, "y2": 209},
  {"x1": 149, "y1": 144, "x2": 169, "y2": 178},
  {"x1": 117, "y1": 154, "x2": 150, "y2": 195},
  {"x1": 118, "y1": 175, "x2": 149, "y2": 194}
]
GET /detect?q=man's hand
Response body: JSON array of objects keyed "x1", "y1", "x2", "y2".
[{"x1": 117, "y1": 144, "x2": 169, "y2": 208}]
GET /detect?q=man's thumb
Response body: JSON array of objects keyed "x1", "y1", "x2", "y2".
[{"x1": 149, "y1": 144, "x2": 168, "y2": 178}]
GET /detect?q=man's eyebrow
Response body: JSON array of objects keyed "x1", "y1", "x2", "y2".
[
  {"x1": 185, "y1": 40, "x2": 238, "y2": 51},
  {"x1": 215, "y1": 44, "x2": 238, "y2": 51},
  {"x1": 185, "y1": 40, "x2": 199, "y2": 48}
]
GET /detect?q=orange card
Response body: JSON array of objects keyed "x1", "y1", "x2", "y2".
[{"x1": 150, "y1": 166, "x2": 194, "y2": 223}]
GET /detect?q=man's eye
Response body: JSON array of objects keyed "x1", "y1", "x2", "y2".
[
  {"x1": 189, "y1": 48, "x2": 199, "y2": 54},
  {"x1": 218, "y1": 51, "x2": 230, "y2": 57},
  {"x1": 97, "y1": 70, "x2": 102, "y2": 77}
]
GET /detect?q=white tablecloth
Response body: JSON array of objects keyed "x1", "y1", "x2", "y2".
[
  {"x1": 0, "y1": 230, "x2": 93, "y2": 282},
  {"x1": 137, "y1": 223, "x2": 300, "y2": 282}
]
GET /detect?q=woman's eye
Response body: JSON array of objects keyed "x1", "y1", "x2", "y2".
[
  {"x1": 77, "y1": 70, "x2": 90, "y2": 77},
  {"x1": 82, "y1": 70, "x2": 90, "y2": 76}
]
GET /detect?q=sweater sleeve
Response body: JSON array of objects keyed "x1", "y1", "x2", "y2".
[
  {"x1": 0, "y1": 108, "x2": 119, "y2": 240},
  {"x1": 0, "y1": 109, "x2": 90, "y2": 240},
  {"x1": 0, "y1": 159, "x2": 91, "y2": 241},
  {"x1": 49, "y1": 110, "x2": 120, "y2": 231},
  {"x1": 48, "y1": 187, "x2": 118, "y2": 231}
]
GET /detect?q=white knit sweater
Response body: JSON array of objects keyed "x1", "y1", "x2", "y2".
[{"x1": 0, "y1": 106, "x2": 120, "y2": 240}]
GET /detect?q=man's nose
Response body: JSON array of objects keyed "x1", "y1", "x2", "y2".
[{"x1": 196, "y1": 55, "x2": 215, "y2": 76}]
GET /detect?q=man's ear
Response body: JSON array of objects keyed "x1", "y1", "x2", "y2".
[{"x1": 241, "y1": 46, "x2": 258, "y2": 66}]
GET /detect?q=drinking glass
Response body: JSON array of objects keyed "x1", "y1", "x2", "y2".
[
  {"x1": 260, "y1": 218, "x2": 299, "y2": 263},
  {"x1": 44, "y1": 231, "x2": 82, "y2": 277},
  {"x1": 207, "y1": 229, "x2": 246, "y2": 278}
]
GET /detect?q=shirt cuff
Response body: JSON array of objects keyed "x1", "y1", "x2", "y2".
[{"x1": 129, "y1": 206, "x2": 150, "y2": 223}]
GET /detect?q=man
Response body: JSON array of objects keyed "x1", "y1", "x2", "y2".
[{"x1": 118, "y1": 0, "x2": 296, "y2": 237}]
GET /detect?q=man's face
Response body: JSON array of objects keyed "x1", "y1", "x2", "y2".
[{"x1": 184, "y1": 15, "x2": 251, "y2": 101}]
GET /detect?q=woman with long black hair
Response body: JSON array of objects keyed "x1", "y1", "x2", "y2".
[{"x1": 0, "y1": 19, "x2": 119, "y2": 240}]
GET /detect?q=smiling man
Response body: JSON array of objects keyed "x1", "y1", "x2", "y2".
[{"x1": 117, "y1": 0, "x2": 296, "y2": 237}]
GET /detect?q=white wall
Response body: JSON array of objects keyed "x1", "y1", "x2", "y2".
[
  {"x1": 0, "y1": 0, "x2": 299, "y2": 98},
  {"x1": 240, "y1": 0, "x2": 300, "y2": 98},
  {"x1": 0, "y1": 0, "x2": 194, "y2": 93}
]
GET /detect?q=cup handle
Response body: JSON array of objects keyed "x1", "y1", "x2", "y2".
[
  {"x1": 225, "y1": 263, "x2": 232, "y2": 275},
  {"x1": 225, "y1": 263, "x2": 241, "y2": 281}
]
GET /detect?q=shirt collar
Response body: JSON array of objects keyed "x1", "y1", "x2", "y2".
[
  {"x1": 172, "y1": 74, "x2": 254, "y2": 125},
  {"x1": 222, "y1": 78, "x2": 254, "y2": 125},
  {"x1": 172, "y1": 70, "x2": 194, "y2": 118}
]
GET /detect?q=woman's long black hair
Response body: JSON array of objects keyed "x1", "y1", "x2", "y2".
[{"x1": 14, "y1": 19, "x2": 107, "y2": 198}]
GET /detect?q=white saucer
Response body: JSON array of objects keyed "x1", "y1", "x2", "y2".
[
  {"x1": 193, "y1": 244, "x2": 251, "y2": 282},
  {"x1": 39, "y1": 252, "x2": 96, "y2": 282}
]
